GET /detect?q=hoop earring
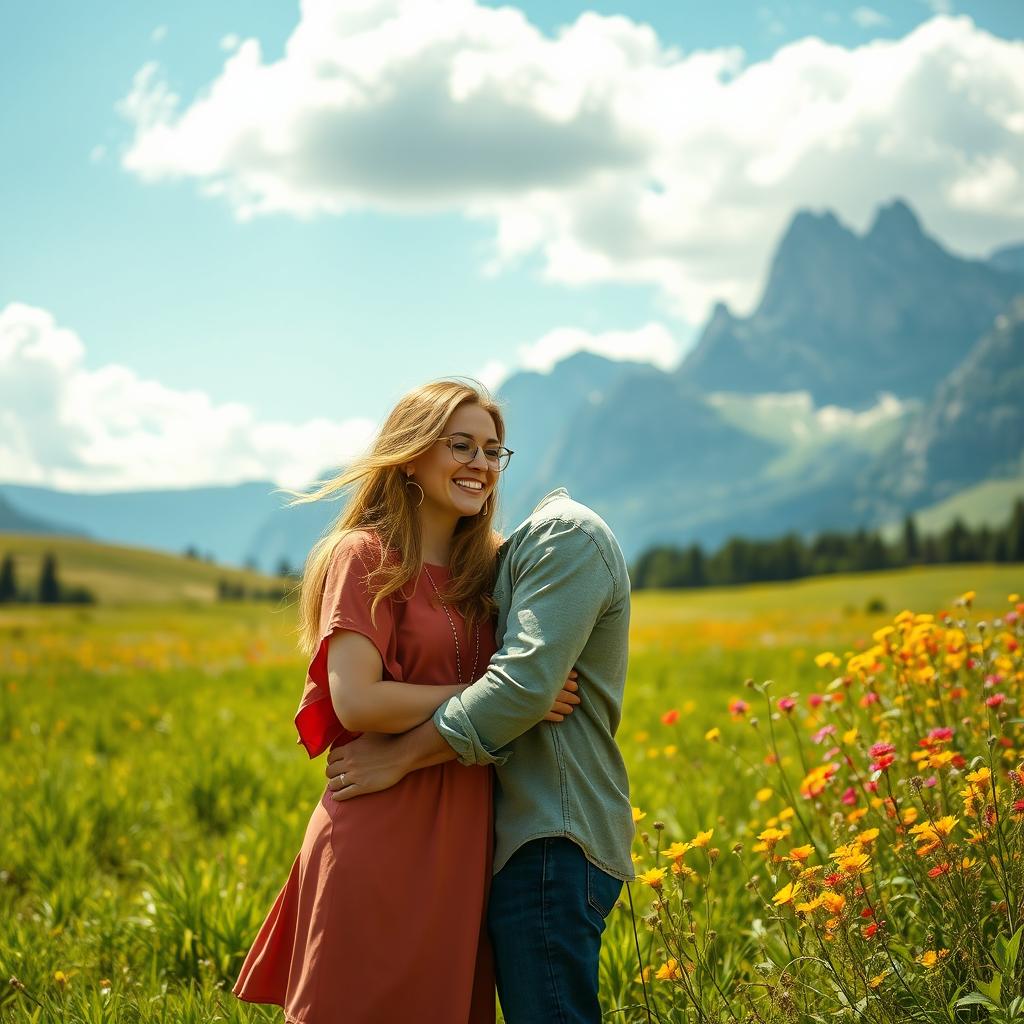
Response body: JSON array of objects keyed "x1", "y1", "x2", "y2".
[
  {"x1": 478, "y1": 496, "x2": 491, "y2": 516},
  {"x1": 405, "y1": 478, "x2": 424, "y2": 508}
]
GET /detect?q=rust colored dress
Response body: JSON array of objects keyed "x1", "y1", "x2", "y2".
[{"x1": 233, "y1": 530, "x2": 498, "y2": 1024}]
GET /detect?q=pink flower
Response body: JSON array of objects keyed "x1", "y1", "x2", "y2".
[
  {"x1": 728, "y1": 699, "x2": 749, "y2": 716},
  {"x1": 923, "y1": 775, "x2": 937, "y2": 788},
  {"x1": 865, "y1": 780, "x2": 879, "y2": 793},
  {"x1": 808, "y1": 693, "x2": 825, "y2": 709},
  {"x1": 928, "y1": 727, "x2": 954, "y2": 742},
  {"x1": 869, "y1": 742, "x2": 896, "y2": 758},
  {"x1": 777, "y1": 697, "x2": 797, "y2": 713},
  {"x1": 986, "y1": 693, "x2": 1006, "y2": 708},
  {"x1": 859, "y1": 692, "x2": 879, "y2": 707},
  {"x1": 841, "y1": 786, "x2": 858, "y2": 806},
  {"x1": 812, "y1": 724, "x2": 836, "y2": 744}
]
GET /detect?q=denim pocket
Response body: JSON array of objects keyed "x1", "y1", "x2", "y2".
[{"x1": 585, "y1": 859, "x2": 623, "y2": 919}]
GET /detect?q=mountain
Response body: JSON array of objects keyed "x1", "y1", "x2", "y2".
[
  {"x1": 678, "y1": 199, "x2": 1024, "y2": 409},
  {"x1": 990, "y1": 243, "x2": 1024, "y2": 275},
  {"x1": 495, "y1": 351, "x2": 651, "y2": 528},
  {"x1": 0, "y1": 480, "x2": 290, "y2": 569},
  {"x1": 0, "y1": 493, "x2": 86, "y2": 536},
  {"x1": 864, "y1": 297, "x2": 1024, "y2": 520}
]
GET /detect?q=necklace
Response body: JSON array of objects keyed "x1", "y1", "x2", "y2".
[{"x1": 423, "y1": 564, "x2": 480, "y2": 686}]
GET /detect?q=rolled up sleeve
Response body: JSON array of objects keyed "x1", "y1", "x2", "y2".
[{"x1": 432, "y1": 518, "x2": 615, "y2": 767}]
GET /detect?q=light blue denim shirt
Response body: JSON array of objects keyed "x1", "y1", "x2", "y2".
[{"x1": 432, "y1": 489, "x2": 635, "y2": 881}]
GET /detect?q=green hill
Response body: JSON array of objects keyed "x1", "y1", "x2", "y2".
[{"x1": 0, "y1": 533, "x2": 295, "y2": 606}]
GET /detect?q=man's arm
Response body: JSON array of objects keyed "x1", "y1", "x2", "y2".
[{"x1": 433, "y1": 517, "x2": 614, "y2": 766}]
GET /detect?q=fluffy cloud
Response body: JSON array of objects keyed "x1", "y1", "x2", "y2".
[
  {"x1": 0, "y1": 303, "x2": 375, "y2": 492},
  {"x1": 118, "y1": 3, "x2": 1024, "y2": 322},
  {"x1": 518, "y1": 323, "x2": 681, "y2": 374}
]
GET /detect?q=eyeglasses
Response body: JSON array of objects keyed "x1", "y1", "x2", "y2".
[{"x1": 439, "y1": 435, "x2": 514, "y2": 472}]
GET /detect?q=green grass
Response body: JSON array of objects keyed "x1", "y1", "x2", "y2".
[
  {"x1": 0, "y1": 533, "x2": 292, "y2": 606},
  {"x1": 0, "y1": 562, "x2": 1021, "y2": 1022}
]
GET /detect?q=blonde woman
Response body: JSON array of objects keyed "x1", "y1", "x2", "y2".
[{"x1": 232, "y1": 380, "x2": 580, "y2": 1024}]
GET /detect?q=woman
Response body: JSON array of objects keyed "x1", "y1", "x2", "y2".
[{"x1": 232, "y1": 379, "x2": 580, "y2": 1024}]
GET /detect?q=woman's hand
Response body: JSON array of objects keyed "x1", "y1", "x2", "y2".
[{"x1": 544, "y1": 670, "x2": 581, "y2": 722}]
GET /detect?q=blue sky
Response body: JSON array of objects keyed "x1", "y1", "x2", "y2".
[{"x1": 2, "y1": 0, "x2": 1022, "y2": 491}]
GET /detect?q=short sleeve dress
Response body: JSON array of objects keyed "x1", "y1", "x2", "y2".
[{"x1": 233, "y1": 530, "x2": 499, "y2": 1024}]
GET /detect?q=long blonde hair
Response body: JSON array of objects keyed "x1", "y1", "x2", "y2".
[{"x1": 279, "y1": 379, "x2": 506, "y2": 657}]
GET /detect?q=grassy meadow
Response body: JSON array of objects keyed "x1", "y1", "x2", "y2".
[{"x1": 1, "y1": 549, "x2": 1023, "y2": 1022}]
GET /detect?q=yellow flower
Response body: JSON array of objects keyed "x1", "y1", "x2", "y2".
[
  {"x1": 815, "y1": 651, "x2": 839, "y2": 668},
  {"x1": 869, "y1": 971, "x2": 889, "y2": 988},
  {"x1": 917, "y1": 949, "x2": 948, "y2": 968},
  {"x1": 661, "y1": 842, "x2": 691, "y2": 860},
  {"x1": 779, "y1": 807, "x2": 796, "y2": 821},
  {"x1": 820, "y1": 892, "x2": 846, "y2": 914},
  {"x1": 839, "y1": 852, "x2": 871, "y2": 875},
  {"x1": 965, "y1": 766, "x2": 991, "y2": 788},
  {"x1": 842, "y1": 727, "x2": 858, "y2": 745},
  {"x1": 691, "y1": 828, "x2": 714, "y2": 848},
  {"x1": 637, "y1": 868, "x2": 666, "y2": 889},
  {"x1": 773, "y1": 881, "x2": 802, "y2": 906},
  {"x1": 632, "y1": 807, "x2": 647, "y2": 823},
  {"x1": 756, "y1": 787, "x2": 773, "y2": 802},
  {"x1": 960, "y1": 591, "x2": 976, "y2": 606},
  {"x1": 663, "y1": 745, "x2": 677, "y2": 757},
  {"x1": 795, "y1": 894, "x2": 824, "y2": 913},
  {"x1": 1010, "y1": 593, "x2": 1020, "y2": 603},
  {"x1": 705, "y1": 726, "x2": 721, "y2": 742},
  {"x1": 655, "y1": 958, "x2": 683, "y2": 981},
  {"x1": 857, "y1": 828, "x2": 880, "y2": 845},
  {"x1": 757, "y1": 826, "x2": 789, "y2": 845}
]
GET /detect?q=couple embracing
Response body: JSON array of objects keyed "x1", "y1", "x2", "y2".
[{"x1": 233, "y1": 379, "x2": 635, "y2": 1023}]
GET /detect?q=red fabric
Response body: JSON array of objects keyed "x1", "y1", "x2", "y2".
[
  {"x1": 294, "y1": 530, "x2": 402, "y2": 758},
  {"x1": 234, "y1": 530, "x2": 499, "y2": 1024}
]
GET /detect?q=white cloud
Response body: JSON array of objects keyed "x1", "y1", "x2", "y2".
[
  {"x1": 0, "y1": 303, "x2": 375, "y2": 492},
  {"x1": 220, "y1": 33, "x2": 241, "y2": 52},
  {"x1": 118, "y1": 4, "x2": 1024, "y2": 323},
  {"x1": 475, "y1": 359, "x2": 510, "y2": 391},
  {"x1": 851, "y1": 7, "x2": 889, "y2": 28},
  {"x1": 151, "y1": 25, "x2": 168, "y2": 44},
  {"x1": 517, "y1": 323, "x2": 681, "y2": 374}
]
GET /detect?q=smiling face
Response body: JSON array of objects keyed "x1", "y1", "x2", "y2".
[{"x1": 404, "y1": 402, "x2": 500, "y2": 520}]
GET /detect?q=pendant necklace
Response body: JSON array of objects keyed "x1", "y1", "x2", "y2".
[{"x1": 423, "y1": 564, "x2": 480, "y2": 685}]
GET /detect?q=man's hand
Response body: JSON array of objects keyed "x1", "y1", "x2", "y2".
[
  {"x1": 326, "y1": 732, "x2": 410, "y2": 801},
  {"x1": 543, "y1": 671, "x2": 581, "y2": 722}
]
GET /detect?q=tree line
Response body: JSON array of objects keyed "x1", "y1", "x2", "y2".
[
  {"x1": 630, "y1": 498, "x2": 1024, "y2": 590},
  {"x1": 0, "y1": 552, "x2": 95, "y2": 604}
]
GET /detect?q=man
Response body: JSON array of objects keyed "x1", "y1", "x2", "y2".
[{"x1": 325, "y1": 487, "x2": 634, "y2": 1023}]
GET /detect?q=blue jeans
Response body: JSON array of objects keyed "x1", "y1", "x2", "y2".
[{"x1": 487, "y1": 837, "x2": 623, "y2": 1023}]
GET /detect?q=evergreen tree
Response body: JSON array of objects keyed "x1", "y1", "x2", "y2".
[
  {"x1": 902, "y1": 514, "x2": 920, "y2": 564},
  {"x1": 1010, "y1": 498, "x2": 1024, "y2": 562},
  {"x1": 0, "y1": 554, "x2": 16, "y2": 602},
  {"x1": 38, "y1": 552, "x2": 60, "y2": 603}
]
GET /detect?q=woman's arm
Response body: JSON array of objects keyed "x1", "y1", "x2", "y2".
[
  {"x1": 326, "y1": 629, "x2": 583, "y2": 736},
  {"x1": 326, "y1": 629, "x2": 465, "y2": 734}
]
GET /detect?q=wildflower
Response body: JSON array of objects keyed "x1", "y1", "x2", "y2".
[
  {"x1": 705, "y1": 727, "x2": 720, "y2": 742},
  {"x1": 800, "y1": 763, "x2": 839, "y2": 799},
  {"x1": 965, "y1": 766, "x2": 992, "y2": 789},
  {"x1": 815, "y1": 651, "x2": 839, "y2": 669},
  {"x1": 928, "y1": 863, "x2": 951, "y2": 878},
  {"x1": 655, "y1": 958, "x2": 683, "y2": 981},
  {"x1": 787, "y1": 844, "x2": 814, "y2": 862},
  {"x1": 869, "y1": 970, "x2": 889, "y2": 988},
  {"x1": 672, "y1": 862, "x2": 696, "y2": 879},
  {"x1": 632, "y1": 807, "x2": 646, "y2": 823},
  {"x1": 796, "y1": 895, "x2": 824, "y2": 913},
  {"x1": 756, "y1": 787, "x2": 773, "y2": 802},
  {"x1": 773, "y1": 881, "x2": 802, "y2": 906},
  {"x1": 637, "y1": 868, "x2": 666, "y2": 889},
  {"x1": 691, "y1": 829, "x2": 714, "y2": 848},
  {"x1": 661, "y1": 842, "x2": 691, "y2": 861},
  {"x1": 808, "y1": 693, "x2": 825, "y2": 708},
  {"x1": 820, "y1": 892, "x2": 846, "y2": 914},
  {"x1": 917, "y1": 949, "x2": 949, "y2": 968},
  {"x1": 777, "y1": 696, "x2": 797, "y2": 713},
  {"x1": 842, "y1": 727, "x2": 858, "y2": 745},
  {"x1": 986, "y1": 693, "x2": 1006, "y2": 708},
  {"x1": 863, "y1": 922, "x2": 879, "y2": 938},
  {"x1": 856, "y1": 828, "x2": 880, "y2": 845},
  {"x1": 661, "y1": 709, "x2": 679, "y2": 725},
  {"x1": 841, "y1": 786, "x2": 858, "y2": 806},
  {"x1": 811, "y1": 724, "x2": 836, "y2": 744},
  {"x1": 839, "y1": 852, "x2": 870, "y2": 875},
  {"x1": 728, "y1": 697, "x2": 749, "y2": 717},
  {"x1": 53, "y1": 971, "x2": 69, "y2": 988}
]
